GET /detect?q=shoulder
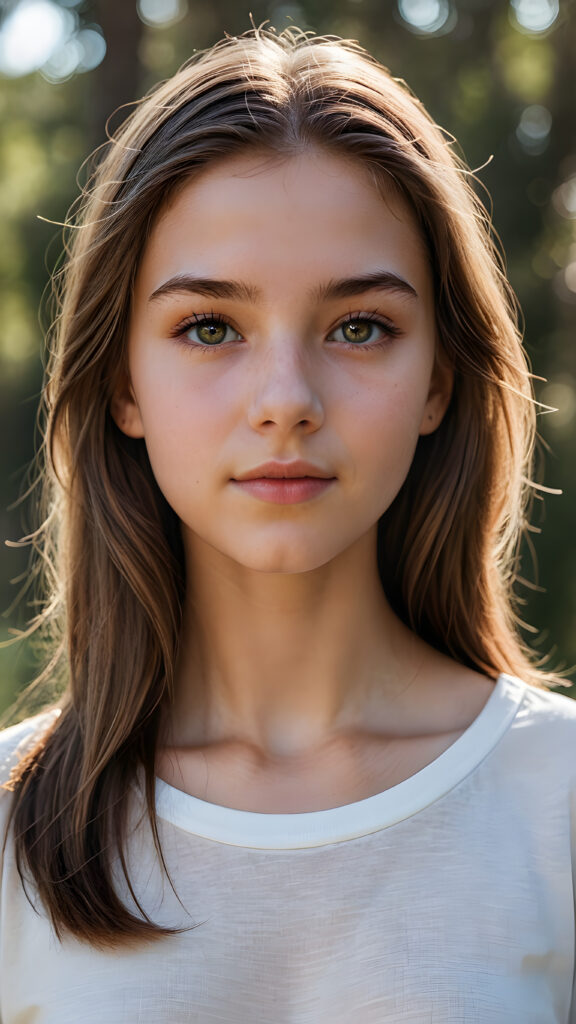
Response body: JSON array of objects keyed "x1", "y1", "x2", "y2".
[
  {"x1": 511, "y1": 675, "x2": 576, "y2": 727},
  {"x1": 0, "y1": 709, "x2": 61, "y2": 876},
  {"x1": 0, "y1": 708, "x2": 61, "y2": 789},
  {"x1": 501, "y1": 674, "x2": 576, "y2": 771}
]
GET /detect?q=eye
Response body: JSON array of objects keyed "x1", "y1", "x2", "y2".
[
  {"x1": 173, "y1": 313, "x2": 242, "y2": 347},
  {"x1": 329, "y1": 313, "x2": 402, "y2": 349}
]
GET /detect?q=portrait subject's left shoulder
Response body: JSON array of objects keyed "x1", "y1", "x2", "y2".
[
  {"x1": 500, "y1": 675, "x2": 576, "y2": 778},
  {"x1": 515, "y1": 678, "x2": 576, "y2": 727}
]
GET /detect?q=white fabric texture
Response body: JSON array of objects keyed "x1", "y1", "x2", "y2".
[{"x1": 0, "y1": 672, "x2": 576, "y2": 1022}]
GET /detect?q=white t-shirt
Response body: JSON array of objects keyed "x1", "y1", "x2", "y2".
[{"x1": 1, "y1": 672, "x2": 576, "y2": 1023}]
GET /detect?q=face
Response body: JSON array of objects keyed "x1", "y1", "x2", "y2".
[{"x1": 113, "y1": 148, "x2": 452, "y2": 574}]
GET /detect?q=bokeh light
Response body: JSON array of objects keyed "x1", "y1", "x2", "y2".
[
  {"x1": 510, "y1": 0, "x2": 559, "y2": 34},
  {"x1": 136, "y1": 0, "x2": 188, "y2": 28},
  {"x1": 552, "y1": 176, "x2": 576, "y2": 219},
  {"x1": 75, "y1": 29, "x2": 107, "y2": 73},
  {"x1": 0, "y1": 0, "x2": 72, "y2": 76},
  {"x1": 397, "y1": 0, "x2": 451, "y2": 34},
  {"x1": 516, "y1": 104, "x2": 552, "y2": 154},
  {"x1": 0, "y1": 0, "x2": 105, "y2": 81}
]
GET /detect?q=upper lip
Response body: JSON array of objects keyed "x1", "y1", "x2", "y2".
[{"x1": 233, "y1": 460, "x2": 335, "y2": 481}]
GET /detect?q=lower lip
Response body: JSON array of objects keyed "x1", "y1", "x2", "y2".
[{"x1": 232, "y1": 477, "x2": 335, "y2": 504}]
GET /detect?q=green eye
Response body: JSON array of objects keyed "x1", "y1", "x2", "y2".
[
  {"x1": 194, "y1": 321, "x2": 228, "y2": 345},
  {"x1": 338, "y1": 320, "x2": 377, "y2": 344},
  {"x1": 183, "y1": 316, "x2": 242, "y2": 346}
]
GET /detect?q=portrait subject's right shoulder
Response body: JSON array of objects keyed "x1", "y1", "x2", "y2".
[{"x1": 0, "y1": 709, "x2": 61, "y2": 789}]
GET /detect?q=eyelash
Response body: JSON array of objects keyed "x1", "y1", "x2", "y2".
[{"x1": 169, "y1": 310, "x2": 403, "y2": 355}]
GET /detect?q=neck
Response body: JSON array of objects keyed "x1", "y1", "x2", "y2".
[{"x1": 165, "y1": 526, "x2": 426, "y2": 760}]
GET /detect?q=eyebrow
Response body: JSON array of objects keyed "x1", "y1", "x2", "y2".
[{"x1": 147, "y1": 270, "x2": 419, "y2": 305}]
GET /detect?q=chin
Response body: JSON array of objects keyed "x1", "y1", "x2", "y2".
[{"x1": 231, "y1": 542, "x2": 339, "y2": 576}]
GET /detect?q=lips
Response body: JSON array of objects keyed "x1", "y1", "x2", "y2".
[
  {"x1": 233, "y1": 460, "x2": 334, "y2": 481},
  {"x1": 232, "y1": 476, "x2": 335, "y2": 505}
]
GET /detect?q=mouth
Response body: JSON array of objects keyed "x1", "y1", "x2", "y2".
[
  {"x1": 233, "y1": 460, "x2": 335, "y2": 482},
  {"x1": 235, "y1": 475, "x2": 334, "y2": 481},
  {"x1": 231, "y1": 476, "x2": 336, "y2": 505}
]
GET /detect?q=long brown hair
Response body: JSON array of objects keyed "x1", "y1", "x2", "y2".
[{"x1": 3, "y1": 24, "x2": 562, "y2": 949}]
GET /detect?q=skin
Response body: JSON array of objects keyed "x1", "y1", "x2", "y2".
[{"x1": 112, "y1": 147, "x2": 494, "y2": 811}]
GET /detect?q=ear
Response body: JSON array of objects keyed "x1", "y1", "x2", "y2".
[
  {"x1": 419, "y1": 352, "x2": 454, "y2": 436},
  {"x1": 109, "y1": 372, "x2": 145, "y2": 438}
]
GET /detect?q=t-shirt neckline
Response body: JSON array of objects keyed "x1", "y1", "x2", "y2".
[{"x1": 154, "y1": 672, "x2": 527, "y2": 849}]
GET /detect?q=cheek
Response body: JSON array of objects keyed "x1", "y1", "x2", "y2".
[
  {"x1": 131, "y1": 359, "x2": 234, "y2": 502},
  {"x1": 347, "y1": 376, "x2": 429, "y2": 482}
]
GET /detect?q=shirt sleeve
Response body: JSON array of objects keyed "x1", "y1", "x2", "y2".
[
  {"x1": 570, "y1": 788, "x2": 576, "y2": 1022},
  {"x1": 0, "y1": 712, "x2": 60, "y2": 1024}
]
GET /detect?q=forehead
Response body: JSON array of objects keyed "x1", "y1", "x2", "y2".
[{"x1": 136, "y1": 147, "x2": 432, "y2": 300}]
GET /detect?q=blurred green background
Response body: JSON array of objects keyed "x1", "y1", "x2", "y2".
[{"x1": 1, "y1": 0, "x2": 575, "y2": 714}]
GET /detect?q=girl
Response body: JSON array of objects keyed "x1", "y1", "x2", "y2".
[{"x1": 1, "y1": 23, "x2": 575, "y2": 1023}]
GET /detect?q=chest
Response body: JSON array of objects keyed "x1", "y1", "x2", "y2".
[{"x1": 3, "y1": 805, "x2": 572, "y2": 1024}]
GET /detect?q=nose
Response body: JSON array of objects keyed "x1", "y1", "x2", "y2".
[{"x1": 245, "y1": 339, "x2": 325, "y2": 435}]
